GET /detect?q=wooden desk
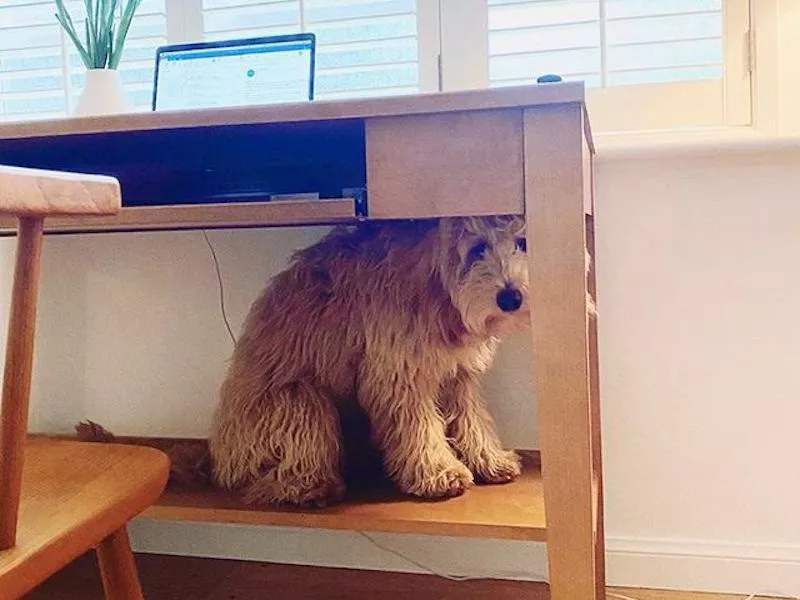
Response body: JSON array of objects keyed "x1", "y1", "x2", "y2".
[{"x1": 0, "y1": 82, "x2": 603, "y2": 600}]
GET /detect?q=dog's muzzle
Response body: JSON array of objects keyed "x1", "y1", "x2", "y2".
[{"x1": 496, "y1": 287, "x2": 523, "y2": 312}]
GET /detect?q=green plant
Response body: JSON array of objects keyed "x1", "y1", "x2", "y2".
[{"x1": 54, "y1": 0, "x2": 144, "y2": 69}]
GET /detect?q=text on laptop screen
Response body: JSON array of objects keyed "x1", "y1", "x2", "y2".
[{"x1": 154, "y1": 38, "x2": 313, "y2": 111}]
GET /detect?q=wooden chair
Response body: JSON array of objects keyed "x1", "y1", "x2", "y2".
[{"x1": 0, "y1": 166, "x2": 170, "y2": 599}]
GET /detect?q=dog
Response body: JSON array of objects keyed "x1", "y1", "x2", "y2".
[{"x1": 209, "y1": 215, "x2": 530, "y2": 507}]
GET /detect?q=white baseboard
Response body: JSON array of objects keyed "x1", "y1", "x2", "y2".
[
  {"x1": 607, "y1": 536, "x2": 800, "y2": 597},
  {"x1": 129, "y1": 520, "x2": 800, "y2": 597},
  {"x1": 129, "y1": 519, "x2": 549, "y2": 582}
]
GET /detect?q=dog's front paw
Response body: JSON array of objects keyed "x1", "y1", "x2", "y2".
[
  {"x1": 244, "y1": 471, "x2": 346, "y2": 508},
  {"x1": 470, "y1": 449, "x2": 521, "y2": 484},
  {"x1": 400, "y1": 459, "x2": 474, "y2": 499}
]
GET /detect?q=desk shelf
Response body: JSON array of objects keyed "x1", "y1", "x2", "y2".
[
  {"x1": 144, "y1": 452, "x2": 545, "y2": 541},
  {"x1": 0, "y1": 199, "x2": 358, "y2": 234}
]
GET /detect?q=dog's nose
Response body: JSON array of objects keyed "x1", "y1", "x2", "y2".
[{"x1": 496, "y1": 288, "x2": 523, "y2": 312}]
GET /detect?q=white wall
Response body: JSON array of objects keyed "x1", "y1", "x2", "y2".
[
  {"x1": 596, "y1": 143, "x2": 800, "y2": 595},
  {"x1": 2, "y1": 142, "x2": 800, "y2": 595}
]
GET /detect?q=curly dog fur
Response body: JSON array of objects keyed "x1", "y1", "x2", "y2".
[{"x1": 209, "y1": 216, "x2": 530, "y2": 507}]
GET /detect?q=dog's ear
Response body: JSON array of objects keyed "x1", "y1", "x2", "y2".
[
  {"x1": 437, "y1": 218, "x2": 465, "y2": 254},
  {"x1": 437, "y1": 217, "x2": 458, "y2": 247},
  {"x1": 509, "y1": 215, "x2": 526, "y2": 237},
  {"x1": 434, "y1": 218, "x2": 466, "y2": 284},
  {"x1": 484, "y1": 215, "x2": 525, "y2": 238}
]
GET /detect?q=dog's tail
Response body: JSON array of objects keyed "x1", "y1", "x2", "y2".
[{"x1": 75, "y1": 421, "x2": 212, "y2": 488}]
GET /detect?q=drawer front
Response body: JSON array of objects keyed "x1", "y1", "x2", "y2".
[{"x1": 365, "y1": 109, "x2": 524, "y2": 219}]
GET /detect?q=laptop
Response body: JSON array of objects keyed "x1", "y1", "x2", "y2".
[{"x1": 152, "y1": 33, "x2": 316, "y2": 111}]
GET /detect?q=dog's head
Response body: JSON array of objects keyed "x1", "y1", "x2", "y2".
[{"x1": 437, "y1": 216, "x2": 529, "y2": 336}]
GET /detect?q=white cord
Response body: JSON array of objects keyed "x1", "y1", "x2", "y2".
[
  {"x1": 608, "y1": 593, "x2": 643, "y2": 600},
  {"x1": 358, "y1": 531, "x2": 486, "y2": 581},
  {"x1": 201, "y1": 229, "x2": 237, "y2": 346}
]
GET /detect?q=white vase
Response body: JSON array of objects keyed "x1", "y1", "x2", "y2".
[{"x1": 73, "y1": 69, "x2": 132, "y2": 117}]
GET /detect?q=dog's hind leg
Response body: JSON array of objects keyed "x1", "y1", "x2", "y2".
[
  {"x1": 241, "y1": 382, "x2": 346, "y2": 508},
  {"x1": 440, "y1": 370, "x2": 521, "y2": 484},
  {"x1": 358, "y1": 371, "x2": 474, "y2": 499}
]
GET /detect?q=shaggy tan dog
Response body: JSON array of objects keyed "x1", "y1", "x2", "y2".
[{"x1": 210, "y1": 215, "x2": 530, "y2": 507}]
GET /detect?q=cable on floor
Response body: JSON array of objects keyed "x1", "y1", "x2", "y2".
[{"x1": 358, "y1": 531, "x2": 486, "y2": 581}]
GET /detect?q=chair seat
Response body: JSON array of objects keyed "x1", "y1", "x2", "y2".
[{"x1": 0, "y1": 438, "x2": 169, "y2": 599}]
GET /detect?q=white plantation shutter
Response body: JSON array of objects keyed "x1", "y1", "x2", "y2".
[
  {"x1": 486, "y1": 0, "x2": 751, "y2": 131},
  {"x1": 201, "y1": 0, "x2": 421, "y2": 99},
  {"x1": 0, "y1": 1, "x2": 67, "y2": 121},
  {"x1": 305, "y1": 0, "x2": 419, "y2": 99},
  {"x1": 603, "y1": 0, "x2": 724, "y2": 86},
  {"x1": 489, "y1": 0, "x2": 602, "y2": 88},
  {"x1": 488, "y1": 0, "x2": 725, "y2": 88},
  {"x1": 0, "y1": 0, "x2": 166, "y2": 121},
  {"x1": 118, "y1": 0, "x2": 168, "y2": 108},
  {"x1": 203, "y1": 0, "x2": 302, "y2": 40}
]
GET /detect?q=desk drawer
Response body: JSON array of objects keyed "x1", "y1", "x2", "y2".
[{"x1": 365, "y1": 109, "x2": 524, "y2": 219}]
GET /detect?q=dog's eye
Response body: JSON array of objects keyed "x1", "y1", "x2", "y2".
[
  {"x1": 467, "y1": 240, "x2": 488, "y2": 262},
  {"x1": 515, "y1": 237, "x2": 527, "y2": 253}
]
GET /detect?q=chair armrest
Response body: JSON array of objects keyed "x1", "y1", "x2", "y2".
[{"x1": 0, "y1": 165, "x2": 120, "y2": 217}]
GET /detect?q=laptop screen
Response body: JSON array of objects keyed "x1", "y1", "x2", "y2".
[{"x1": 152, "y1": 34, "x2": 315, "y2": 111}]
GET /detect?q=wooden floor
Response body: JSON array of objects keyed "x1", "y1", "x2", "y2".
[
  {"x1": 25, "y1": 553, "x2": 547, "y2": 600},
  {"x1": 23, "y1": 552, "x2": 788, "y2": 600}
]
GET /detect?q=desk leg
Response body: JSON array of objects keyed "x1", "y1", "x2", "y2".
[{"x1": 523, "y1": 105, "x2": 605, "y2": 600}]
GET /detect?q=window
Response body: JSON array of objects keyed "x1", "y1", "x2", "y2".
[
  {"x1": 201, "y1": 0, "x2": 424, "y2": 100},
  {"x1": 483, "y1": 0, "x2": 752, "y2": 132},
  {"x1": 0, "y1": 0, "x2": 429, "y2": 121},
  {"x1": 0, "y1": 0, "x2": 166, "y2": 121},
  {"x1": 489, "y1": 0, "x2": 727, "y2": 88},
  {"x1": 0, "y1": 1, "x2": 68, "y2": 121},
  {"x1": 0, "y1": 0, "x2": 757, "y2": 134}
]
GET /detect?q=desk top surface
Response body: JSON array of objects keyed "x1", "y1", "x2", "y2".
[{"x1": 0, "y1": 82, "x2": 586, "y2": 141}]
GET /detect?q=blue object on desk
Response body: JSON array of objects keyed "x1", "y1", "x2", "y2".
[{"x1": 537, "y1": 74, "x2": 563, "y2": 83}]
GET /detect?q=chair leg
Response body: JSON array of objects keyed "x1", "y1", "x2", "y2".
[
  {"x1": 96, "y1": 526, "x2": 144, "y2": 600},
  {"x1": 0, "y1": 217, "x2": 44, "y2": 550}
]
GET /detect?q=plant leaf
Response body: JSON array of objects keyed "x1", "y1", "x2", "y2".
[
  {"x1": 54, "y1": 2, "x2": 92, "y2": 69},
  {"x1": 58, "y1": 0, "x2": 140, "y2": 70},
  {"x1": 93, "y1": 0, "x2": 101, "y2": 58},
  {"x1": 97, "y1": 0, "x2": 110, "y2": 67},
  {"x1": 83, "y1": 0, "x2": 96, "y2": 66},
  {"x1": 103, "y1": 0, "x2": 120, "y2": 68},
  {"x1": 108, "y1": 22, "x2": 116, "y2": 69},
  {"x1": 110, "y1": 0, "x2": 143, "y2": 68}
]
